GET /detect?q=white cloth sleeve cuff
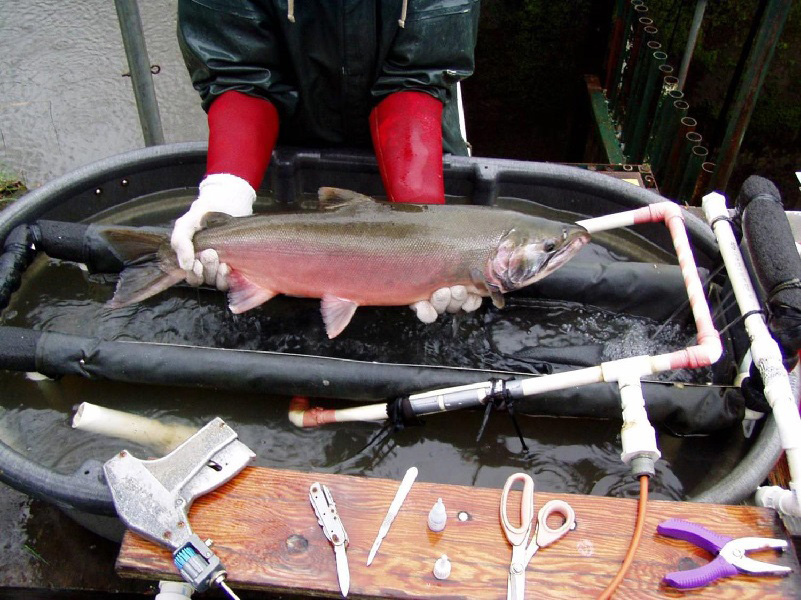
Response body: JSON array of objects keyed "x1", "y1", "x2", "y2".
[{"x1": 194, "y1": 173, "x2": 256, "y2": 217}]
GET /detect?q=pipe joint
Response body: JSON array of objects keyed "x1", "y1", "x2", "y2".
[
  {"x1": 756, "y1": 484, "x2": 801, "y2": 518},
  {"x1": 601, "y1": 356, "x2": 655, "y2": 383},
  {"x1": 618, "y1": 375, "x2": 661, "y2": 465}
]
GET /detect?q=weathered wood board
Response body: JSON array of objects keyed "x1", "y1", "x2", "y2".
[{"x1": 117, "y1": 466, "x2": 800, "y2": 599}]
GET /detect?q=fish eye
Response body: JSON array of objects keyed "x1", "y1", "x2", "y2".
[{"x1": 544, "y1": 241, "x2": 556, "y2": 252}]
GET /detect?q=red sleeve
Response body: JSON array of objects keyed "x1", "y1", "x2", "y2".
[
  {"x1": 206, "y1": 91, "x2": 280, "y2": 190},
  {"x1": 369, "y1": 91, "x2": 444, "y2": 204}
]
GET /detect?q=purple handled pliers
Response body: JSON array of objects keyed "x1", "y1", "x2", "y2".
[{"x1": 657, "y1": 518, "x2": 791, "y2": 589}]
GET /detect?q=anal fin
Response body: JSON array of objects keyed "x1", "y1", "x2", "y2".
[
  {"x1": 227, "y1": 271, "x2": 277, "y2": 314},
  {"x1": 321, "y1": 294, "x2": 359, "y2": 339}
]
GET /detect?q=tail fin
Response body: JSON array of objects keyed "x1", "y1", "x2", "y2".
[{"x1": 100, "y1": 229, "x2": 184, "y2": 308}]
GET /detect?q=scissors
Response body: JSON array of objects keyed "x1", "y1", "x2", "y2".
[{"x1": 500, "y1": 473, "x2": 576, "y2": 600}]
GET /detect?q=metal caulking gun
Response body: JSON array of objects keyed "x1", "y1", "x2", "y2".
[{"x1": 103, "y1": 417, "x2": 255, "y2": 599}]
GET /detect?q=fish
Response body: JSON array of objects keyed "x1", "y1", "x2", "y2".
[{"x1": 103, "y1": 187, "x2": 590, "y2": 338}]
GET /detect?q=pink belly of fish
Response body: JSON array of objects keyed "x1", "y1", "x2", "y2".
[{"x1": 220, "y1": 247, "x2": 474, "y2": 306}]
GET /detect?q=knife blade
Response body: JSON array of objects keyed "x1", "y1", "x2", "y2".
[
  {"x1": 334, "y1": 544, "x2": 350, "y2": 597},
  {"x1": 366, "y1": 466, "x2": 418, "y2": 566},
  {"x1": 309, "y1": 482, "x2": 350, "y2": 597}
]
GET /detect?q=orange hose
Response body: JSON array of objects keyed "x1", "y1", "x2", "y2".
[{"x1": 597, "y1": 475, "x2": 649, "y2": 599}]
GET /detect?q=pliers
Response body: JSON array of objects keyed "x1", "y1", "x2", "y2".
[{"x1": 657, "y1": 518, "x2": 791, "y2": 589}]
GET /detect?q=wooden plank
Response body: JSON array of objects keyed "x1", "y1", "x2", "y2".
[{"x1": 117, "y1": 466, "x2": 800, "y2": 599}]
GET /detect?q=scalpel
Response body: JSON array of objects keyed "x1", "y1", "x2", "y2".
[{"x1": 366, "y1": 466, "x2": 418, "y2": 566}]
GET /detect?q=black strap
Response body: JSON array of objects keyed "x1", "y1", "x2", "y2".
[{"x1": 386, "y1": 395, "x2": 423, "y2": 431}]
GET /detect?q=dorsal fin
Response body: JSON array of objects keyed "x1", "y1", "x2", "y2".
[
  {"x1": 317, "y1": 187, "x2": 378, "y2": 210},
  {"x1": 200, "y1": 212, "x2": 234, "y2": 228}
]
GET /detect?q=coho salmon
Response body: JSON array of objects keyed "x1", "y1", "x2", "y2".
[{"x1": 105, "y1": 188, "x2": 590, "y2": 338}]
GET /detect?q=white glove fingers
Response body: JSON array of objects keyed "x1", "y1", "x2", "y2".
[
  {"x1": 215, "y1": 263, "x2": 231, "y2": 292},
  {"x1": 410, "y1": 301, "x2": 438, "y2": 324},
  {"x1": 429, "y1": 287, "x2": 452, "y2": 314},
  {"x1": 199, "y1": 249, "x2": 220, "y2": 286},
  {"x1": 461, "y1": 294, "x2": 483, "y2": 313},
  {"x1": 170, "y1": 215, "x2": 201, "y2": 270},
  {"x1": 446, "y1": 285, "x2": 468, "y2": 313},
  {"x1": 184, "y1": 259, "x2": 204, "y2": 287}
]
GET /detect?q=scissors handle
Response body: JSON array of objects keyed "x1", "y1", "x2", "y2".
[
  {"x1": 535, "y1": 499, "x2": 576, "y2": 548},
  {"x1": 500, "y1": 473, "x2": 535, "y2": 546}
]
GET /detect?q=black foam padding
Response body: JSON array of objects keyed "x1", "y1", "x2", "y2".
[
  {"x1": 738, "y1": 176, "x2": 801, "y2": 359},
  {"x1": 0, "y1": 326, "x2": 41, "y2": 371},
  {"x1": 735, "y1": 174, "x2": 783, "y2": 213},
  {"x1": 739, "y1": 177, "x2": 801, "y2": 295},
  {"x1": 30, "y1": 221, "x2": 90, "y2": 264},
  {"x1": 0, "y1": 225, "x2": 35, "y2": 312},
  {"x1": 32, "y1": 221, "x2": 126, "y2": 273}
]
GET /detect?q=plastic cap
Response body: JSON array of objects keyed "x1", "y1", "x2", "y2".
[
  {"x1": 433, "y1": 554, "x2": 451, "y2": 580},
  {"x1": 155, "y1": 581, "x2": 194, "y2": 599}
]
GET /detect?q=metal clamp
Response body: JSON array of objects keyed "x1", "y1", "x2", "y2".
[{"x1": 104, "y1": 417, "x2": 255, "y2": 596}]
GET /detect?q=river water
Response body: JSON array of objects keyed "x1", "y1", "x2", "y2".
[{"x1": 0, "y1": 3, "x2": 748, "y2": 506}]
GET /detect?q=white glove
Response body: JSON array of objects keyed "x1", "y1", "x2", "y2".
[
  {"x1": 410, "y1": 285, "x2": 483, "y2": 323},
  {"x1": 170, "y1": 173, "x2": 255, "y2": 288}
]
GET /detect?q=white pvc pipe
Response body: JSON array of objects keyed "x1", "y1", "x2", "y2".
[
  {"x1": 703, "y1": 191, "x2": 801, "y2": 516},
  {"x1": 72, "y1": 402, "x2": 197, "y2": 454},
  {"x1": 288, "y1": 396, "x2": 388, "y2": 427}
]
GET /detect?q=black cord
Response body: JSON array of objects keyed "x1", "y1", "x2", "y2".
[{"x1": 475, "y1": 379, "x2": 529, "y2": 453}]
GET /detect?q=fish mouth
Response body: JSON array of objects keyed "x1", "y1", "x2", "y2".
[{"x1": 537, "y1": 229, "x2": 590, "y2": 278}]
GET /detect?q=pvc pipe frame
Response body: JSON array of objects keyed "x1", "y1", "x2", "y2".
[
  {"x1": 703, "y1": 192, "x2": 801, "y2": 517},
  {"x1": 292, "y1": 202, "x2": 723, "y2": 431}
]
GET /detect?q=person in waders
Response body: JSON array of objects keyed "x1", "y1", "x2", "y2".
[{"x1": 170, "y1": 0, "x2": 482, "y2": 323}]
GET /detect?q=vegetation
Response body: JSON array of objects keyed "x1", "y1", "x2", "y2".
[{"x1": 0, "y1": 168, "x2": 26, "y2": 211}]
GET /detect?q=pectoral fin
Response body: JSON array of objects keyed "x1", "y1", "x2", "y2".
[
  {"x1": 227, "y1": 271, "x2": 277, "y2": 314},
  {"x1": 470, "y1": 268, "x2": 505, "y2": 309},
  {"x1": 321, "y1": 294, "x2": 359, "y2": 339}
]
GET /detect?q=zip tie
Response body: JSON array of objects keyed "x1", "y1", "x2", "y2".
[
  {"x1": 709, "y1": 214, "x2": 735, "y2": 229},
  {"x1": 769, "y1": 277, "x2": 801, "y2": 301}
]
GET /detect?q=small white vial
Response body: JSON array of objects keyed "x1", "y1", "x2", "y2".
[{"x1": 428, "y1": 497, "x2": 447, "y2": 532}]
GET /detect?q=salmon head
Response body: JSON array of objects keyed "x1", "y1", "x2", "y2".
[{"x1": 483, "y1": 220, "x2": 590, "y2": 297}]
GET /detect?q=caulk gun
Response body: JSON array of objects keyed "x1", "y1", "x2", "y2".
[{"x1": 103, "y1": 417, "x2": 255, "y2": 599}]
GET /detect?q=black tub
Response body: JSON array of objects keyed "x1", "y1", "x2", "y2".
[{"x1": 0, "y1": 142, "x2": 728, "y2": 520}]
